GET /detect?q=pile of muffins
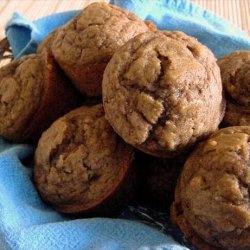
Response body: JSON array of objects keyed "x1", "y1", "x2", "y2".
[{"x1": 0, "y1": 3, "x2": 249, "y2": 249}]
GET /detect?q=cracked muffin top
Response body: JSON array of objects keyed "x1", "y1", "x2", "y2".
[
  {"x1": 0, "y1": 54, "x2": 44, "y2": 140},
  {"x1": 174, "y1": 126, "x2": 250, "y2": 249},
  {"x1": 103, "y1": 30, "x2": 225, "y2": 157},
  {"x1": 52, "y1": 2, "x2": 152, "y2": 66},
  {"x1": 218, "y1": 50, "x2": 250, "y2": 106},
  {"x1": 34, "y1": 104, "x2": 134, "y2": 214}
]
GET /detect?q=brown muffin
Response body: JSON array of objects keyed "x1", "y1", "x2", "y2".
[
  {"x1": 103, "y1": 30, "x2": 225, "y2": 158},
  {"x1": 136, "y1": 152, "x2": 185, "y2": 211},
  {"x1": 51, "y1": 2, "x2": 156, "y2": 97},
  {"x1": 34, "y1": 104, "x2": 135, "y2": 216},
  {"x1": 0, "y1": 52, "x2": 79, "y2": 143},
  {"x1": 218, "y1": 50, "x2": 250, "y2": 126},
  {"x1": 171, "y1": 126, "x2": 250, "y2": 250},
  {"x1": 219, "y1": 50, "x2": 250, "y2": 106}
]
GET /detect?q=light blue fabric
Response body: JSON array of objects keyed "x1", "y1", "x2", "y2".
[
  {"x1": 111, "y1": 0, "x2": 250, "y2": 57},
  {"x1": 5, "y1": 0, "x2": 250, "y2": 58},
  {"x1": 5, "y1": 11, "x2": 79, "y2": 58},
  {"x1": 2, "y1": 0, "x2": 250, "y2": 249},
  {"x1": 0, "y1": 139, "x2": 186, "y2": 250}
]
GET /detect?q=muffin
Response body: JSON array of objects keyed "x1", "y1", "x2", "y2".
[
  {"x1": 34, "y1": 105, "x2": 135, "y2": 216},
  {"x1": 218, "y1": 50, "x2": 250, "y2": 126},
  {"x1": 103, "y1": 30, "x2": 225, "y2": 158},
  {"x1": 136, "y1": 152, "x2": 185, "y2": 210},
  {"x1": 171, "y1": 126, "x2": 250, "y2": 250},
  {"x1": 52, "y1": 2, "x2": 156, "y2": 97},
  {"x1": 222, "y1": 102, "x2": 250, "y2": 127},
  {"x1": 0, "y1": 52, "x2": 79, "y2": 143}
]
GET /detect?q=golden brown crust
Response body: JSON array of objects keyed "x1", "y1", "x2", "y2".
[
  {"x1": 172, "y1": 126, "x2": 250, "y2": 249},
  {"x1": 144, "y1": 20, "x2": 157, "y2": 31},
  {"x1": 218, "y1": 50, "x2": 250, "y2": 107},
  {"x1": 171, "y1": 180, "x2": 216, "y2": 250},
  {"x1": 218, "y1": 51, "x2": 250, "y2": 127},
  {"x1": 58, "y1": 61, "x2": 107, "y2": 97},
  {"x1": 0, "y1": 54, "x2": 44, "y2": 140},
  {"x1": 23, "y1": 52, "x2": 80, "y2": 142},
  {"x1": 103, "y1": 30, "x2": 225, "y2": 158},
  {"x1": 0, "y1": 52, "x2": 79, "y2": 143},
  {"x1": 34, "y1": 105, "x2": 135, "y2": 216},
  {"x1": 52, "y1": 2, "x2": 152, "y2": 97}
]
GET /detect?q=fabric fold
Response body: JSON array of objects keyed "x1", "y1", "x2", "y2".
[{"x1": 5, "y1": 11, "x2": 78, "y2": 58}]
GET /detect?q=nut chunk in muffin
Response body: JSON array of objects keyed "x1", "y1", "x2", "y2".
[
  {"x1": 171, "y1": 126, "x2": 250, "y2": 250},
  {"x1": 218, "y1": 50, "x2": 250, "y2": 126},
  {"x1": 0, "y1": 52, "x2": 79, "y2": 143},
  {"x1": 103, "y1": 30, "x2": 225, "y2": 158},
  {"x1": 34, "y1": 105, "x2": 134, "y2": 216},
  {"x1": 52, "y1": 2, "x2": 155, "y2": 97}
]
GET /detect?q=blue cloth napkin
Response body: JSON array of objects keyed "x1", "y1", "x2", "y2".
[
  {"x1": 2, "y1": 0, "x2": 250, "y2": 249},
  {"x1": 6, "y1": 0, "x2": 250, "y2": 58},
  {"x1": 0, "y1": 136, "x2": 187, "y2": 250}
]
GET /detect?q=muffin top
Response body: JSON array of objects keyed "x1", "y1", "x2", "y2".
[
  {"x1": 52, "y1": 2, "x2": 151, "y2": 65},
  {"x1": 0, "y1": 54, "x2": 44, "y2": 140},
  {"x1": 218, "y1": 50, "x2": 250, "y2": 106},
  {"x1": 103, "y1": 30, "x2": 224, "y2": 157},
  {"x1": 178, "y1": 126, "x2": 250, "y2": 249},
  {"x1": 34, "y1": 105, "x2": 134, "y2": 213}
]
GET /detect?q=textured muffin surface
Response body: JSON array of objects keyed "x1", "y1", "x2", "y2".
[
  {"x1": 34, "y1": 105, "x2": 134, "y2": 214},
  {"x1": 218, "y1": 50, "x2": 250, "y2": 106},
  {"x1": 0, "y1": 52, "x2": 80, "y2": 142},
  {"x1": 218, "y1": 50, "x2": 250, "y2": 126},
  {"x1": 103, "y1": 30, "x2": 225, "y2": 157},
  {"x1": 52, "y1": 2, "x2": 151, "y2": 64},
  {"x1": 0, "y1": 55, "x2": 43, "y2": 140},
  {"x1": 172, "y1": 126, "x2": 250, "y2": 250},
  {"x1": 52, "y1": 2, "x2": 152, "y2": 96}
]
